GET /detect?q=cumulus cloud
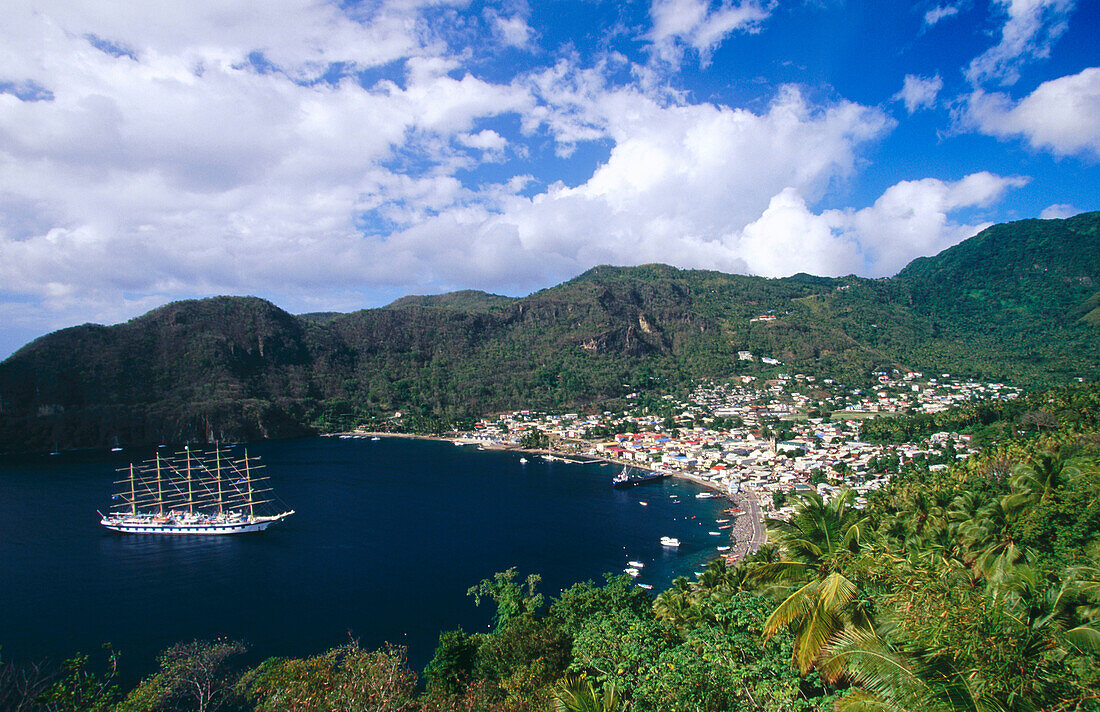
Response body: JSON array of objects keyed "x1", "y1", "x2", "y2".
[
  {"x1": 965, "y1": 0, "x2": 1075, "y2": 86},
  {"x1": 460, "y1": 129, "x2": 508, "y2": 152},
  {"x1": 924, "y1": 4, "x2": 961, "y2": 26},
  {"x1": 1040, "y1": 203, "x2": 1078, "y2": 218},
  {"x1": 2, "y1": 0, "x2": 450, "y2": 85},
  {"x1": 0, "y1": 0, "x2": 533, "y2": 311},
  {"x1": 894, "y1": 74, "x2": 944, "y2": 113},
  {"x1": 487, "y1": 10, "x2": 535, "y2": 49},
  {"x1": 303, "y1": 82, "x2": 895, "y2": 292},
  {"x1": 965, "y1": 67, "x2": 1100, "y2": 157},
  {"x1": 649, "y1": 0, "x2": 772, "y2": 66},
  {"x1": 0, "y1": 0, "x2": 1034, "y2": 356},
  {"x1": 738, "y1": 172, "x2": 1028, "y2": 278}
]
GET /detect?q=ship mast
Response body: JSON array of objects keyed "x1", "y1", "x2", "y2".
[
  {"x1": 156, "y1": 453, "x2": 163, "y2": 516},
  {"x1": 245, "y1": 450, "x2": 254, "y2": 519},
  {"x1": 186, "y1": 447, "x2": 194, "y2": 513},
  {"x1": 216, "y1": 446, "x2": 223, "y2": 515},
  {"x1": 129, "y1": 463, "x2": 136, "y2": 516}
]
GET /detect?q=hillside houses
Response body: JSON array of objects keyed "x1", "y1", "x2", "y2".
[{"x1": 458, "y1": 369, "x2": 1016, "y2": 516}]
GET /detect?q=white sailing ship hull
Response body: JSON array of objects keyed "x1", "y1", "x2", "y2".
[{"x1": 100, "y1": 512, "x2": 293, "y2": 535}]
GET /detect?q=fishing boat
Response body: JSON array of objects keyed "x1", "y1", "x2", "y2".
[
  {"x1": 99, "y1": 447, "x2": 294, "y2": 535},
  {"x1": 612, "y1": 466, "x2": 669, "y2": 488}
]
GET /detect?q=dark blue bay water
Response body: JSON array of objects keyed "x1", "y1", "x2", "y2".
[{"x1": 0, "y1": 437, "x2": 729, "y2": 682}]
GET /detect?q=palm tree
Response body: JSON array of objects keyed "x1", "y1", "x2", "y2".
[
  {"x1": 834, "y1": 564, "x2": 1100, "y2": 712},
  {"x1": 653, "y1": 577, "x2": 698, "y2": 629},
  {"x1": 828, "y1": 628, "x2": 1001, "y2": 712},
  {"x1": 955, "y1": 494, "x2": 1029, "y2": 581},
  {"x1": 553, "y1": 674, "x2": 621, "y2": 712},
  {"x1": 1007, "y1": 450, "x2": 1084, "y2": 507},
  {"x1": 748, "y1": 488, "x2": 871, "y2": 677},
  {"x1": 694, "y1": 558, "x2": 746, "y2": 595}
]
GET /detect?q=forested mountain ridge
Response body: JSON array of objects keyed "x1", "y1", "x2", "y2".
[{"x1": 1, "y1": 213, "x2": 1097, "y2": 452}]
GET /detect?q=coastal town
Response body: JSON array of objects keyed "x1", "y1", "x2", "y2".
[{"x1": 352, "y1": 369, "x2": 1023, "y2": 566}]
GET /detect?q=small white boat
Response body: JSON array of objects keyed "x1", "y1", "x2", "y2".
[
  {"x1": 519, "y1": 457, "x2": 528, "y2": 464},
  {"x1": 709, "y1": 531, "x2": 721, "y2": 536},
  {"x1": 628, "y1": 560, "x2": 645, "y2": 568},
  {"x1": 696, "y1": 492, "x2": 716, "y2": 499},
  {"x1": 371, "y1": 437, "x2": 380, "y2": 441},
  {"x1": 715, "y1": 519, "x2": 729, "y2": 523},
  {"x1": 717, "y1": 545, "x2": 731, "y2": 551},
  {"x1": 660, "y1": 536, "x2": 680, "y2": 547},
  {"x1": 624, "y1": 567, "x2": 640, "y2": 577},
  {"x1": 638, "y1": 583, "x2": 654, "y2": 590},
  {"x1": 639, "y1": 501, "x2": 648, "y2": 506}
]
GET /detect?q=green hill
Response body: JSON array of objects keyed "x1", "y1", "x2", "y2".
[
  {"x1": 385, "y1": 289, "x2": 516, "y2": 311},
  {"x1": 1, "y1": 213, "x2": 1097, "y2": 452}
]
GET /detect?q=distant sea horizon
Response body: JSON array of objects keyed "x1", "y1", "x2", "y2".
[{"x1": 0, "y1": 436, "x2": 730, "y2": 683}]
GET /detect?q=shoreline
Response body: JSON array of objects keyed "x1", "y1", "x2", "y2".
[{"x1": 331, "y1": 430, "x2": 767, "y2": 564}]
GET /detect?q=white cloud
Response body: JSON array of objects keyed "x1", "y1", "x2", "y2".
[
  {"x1": 2, "y1": 0, "x2": 450, "y2": 85},
  {"x1": 0, "y1": 0, "x2": 535, "y2": 311},
  {"x1": 649, "y1": 0, "x2": 772, "y2": 66},
  {"x1": 360, "y1": 84, "x2": 895, "y2": 287},
  {"x1": 739, "y1": 189, "x2": 858, "y2": 277},
  {"x1": 924, "y1": 4, "x2": 961, "y2": 26},
  {"x1": 460, "y1": 129, "x2": 508, "y2": 152},
  {"x1": 894, "y1": 74, "x2": 943, "y2": 113},
  {"x1": 1040, "y1": 203, "x2": 1078, "y2": 218},
  {"x1": 488, "y1": 10, "x2": 535, "y2": 50},
  {"x1": 738, "y1": 172, "x2": 1028, "y2": 278},
  {"x1": 965, "y1": 67, "x2": 1100, "y2": 157},
  {"x1": 965, "y1": 0, "x2": 1075, "y2": 86},
  {"x1": 0, "y1": 0, "x2": 1037, "y2": 355}
]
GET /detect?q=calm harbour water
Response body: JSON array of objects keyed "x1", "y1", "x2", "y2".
[{"x1": 0, "y1": 436, "x2": 729, "y2": 681}]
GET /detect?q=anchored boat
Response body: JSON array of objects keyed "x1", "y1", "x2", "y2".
[
  {"x1": 612, "y1": 466, "x2": 669, "y2": 488},
  {"x1": 99, "y1": 447, "x2": 294, "y2": 535}
]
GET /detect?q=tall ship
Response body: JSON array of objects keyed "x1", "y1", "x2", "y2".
[
  {"x1": 99, "y1": 447, "x2": 294, "y2": 535},
  {"x1": 612, "y1": 466, "x2": 670, "y2": 488}
]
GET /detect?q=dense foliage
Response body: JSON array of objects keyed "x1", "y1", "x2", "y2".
[{"x1": 2, "y1": 213, "x2": 1098, "y2": 452}]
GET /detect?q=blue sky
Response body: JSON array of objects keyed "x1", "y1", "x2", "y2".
[{"x1": 0, "y1": 0, "x2": 1098, "y2": 358}]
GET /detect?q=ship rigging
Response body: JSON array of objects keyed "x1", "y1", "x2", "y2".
[{"x1": 99, "y1": 447, "x2": 294, "y2": 535}]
